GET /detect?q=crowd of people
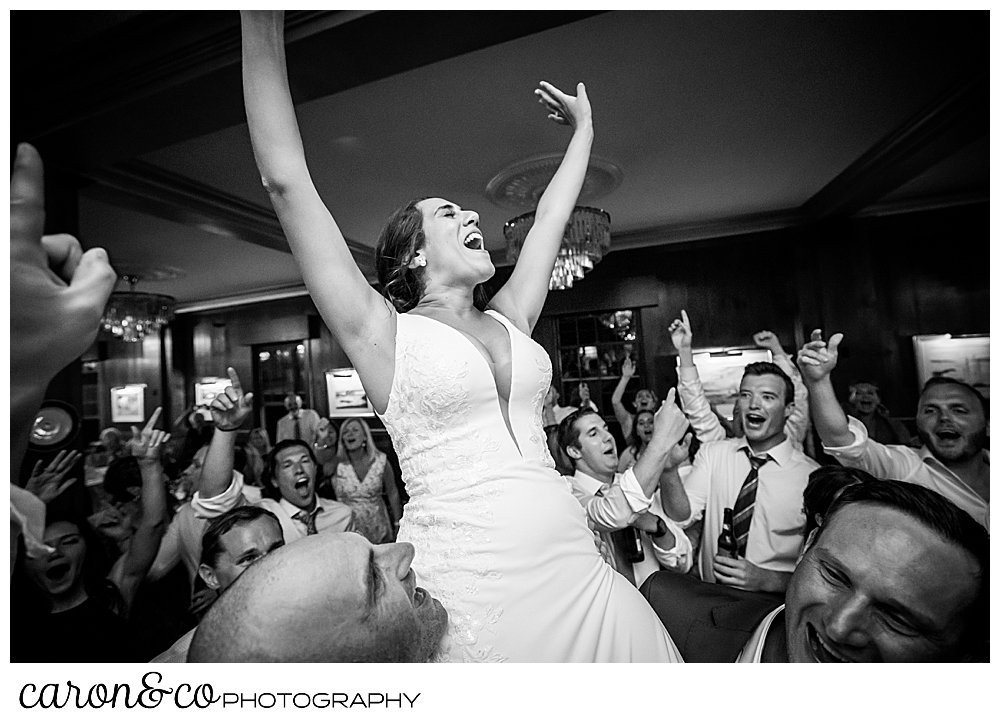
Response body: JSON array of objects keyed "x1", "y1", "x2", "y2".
[{"x1": 10, "y1": 10, "x2": 987, "y2": 664}]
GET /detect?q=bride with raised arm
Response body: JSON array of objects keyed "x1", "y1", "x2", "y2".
[{"x1": 241, "y1": 11, "x2": 683, "y2": 662}]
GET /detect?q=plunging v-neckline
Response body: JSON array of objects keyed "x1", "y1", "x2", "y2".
[{"x1": 406, "y1": 310, "x2": 521, "y2": 455}]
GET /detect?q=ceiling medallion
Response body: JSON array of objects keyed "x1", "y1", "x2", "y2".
[{"x1": 485, "y1": 154, "x2": 623, "y2": 211}]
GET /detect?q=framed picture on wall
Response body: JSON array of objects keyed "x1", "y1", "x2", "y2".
[
  {"x1": 912, "y1": 334, "x2": 990, "y2": 398},
  {"x1": 110, "y1": 384, "x2": 146, "y2": 423},
  {"x1": 680, "y1": 347, "x2": 772, "y2": 420},
  {"x1": 325, "y1": 368, "x2": 374, "y2": 418},
  {"x1": 194, "y1": 377, "x2": 233, "y2": 408}
]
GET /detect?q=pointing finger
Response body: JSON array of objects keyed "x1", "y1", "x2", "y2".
[
  {"x1": 10, "y1": 143, "x2": 46, "y2": 247},
  {"x1": 810, "y1": 328, "x2": 823, "y2": 342},
  {"x1": 227, "y1": 367, "x2": 243, "y2": 396},
  {"x1": 680, "y1": 309, "x2": 690, "y2": 328},
  {"x1": 144, "y1": 407, "x2": 163, "y2": 433}
]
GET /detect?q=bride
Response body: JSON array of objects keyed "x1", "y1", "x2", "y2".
[{"x1": 241, "y1": 11, "x2": 683, "y2": 662}]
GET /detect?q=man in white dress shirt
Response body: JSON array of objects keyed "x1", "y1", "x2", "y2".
[
  {"x1": 661, "y1": 361, "x2": 819, "y2": 592},
  {"x1": 558, "y1": 391, "x2": 694, "y2": 586},
  {"x1": 191, "y1": 368, "x2": 355, "y2": 542},
  {"x1": 798, "y1": 330, "x2": 988, "y2": 530},
  {"x1": 275, "y1": 393, "x2": 322, "y2": 446}
]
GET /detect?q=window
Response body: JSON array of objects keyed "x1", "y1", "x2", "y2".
[{"x1": 556, "y1": 309, "x2": 643, "y2": 419}]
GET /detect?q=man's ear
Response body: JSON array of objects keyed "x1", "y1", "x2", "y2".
[
  {"x1": 784, "y1": 400, "x2": 795, "y2": 420},
  {"x1": 803, "y1": 524, "x2": 820, "y2": 552},
  {"x1": 198, "y1": 564, "x2": 221, "y2": 591},
  {"x1": 565, "y1": 444, "x2": 582, "y2": 461}
]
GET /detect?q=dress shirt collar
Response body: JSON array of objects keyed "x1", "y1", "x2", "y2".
[
  {"x1": 572, "y1": 469, "x2": 614, "y2": 496},
  {"x1": 735, "y1": 435, "x2": 794, "y2": 467},
  {"x1": 278, "y1": 495, "x2": 321, "y2": 519}
]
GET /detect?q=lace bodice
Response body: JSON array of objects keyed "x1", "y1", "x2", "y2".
[{"x1": 380, "y1": 310, "x2": 555, "y2": 496}]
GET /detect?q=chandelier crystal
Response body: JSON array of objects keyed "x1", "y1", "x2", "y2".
[
  {"x1": 504, "y1": 206, "x2": 611, "y2": 291},
  {"x1": 100, "y1": 276, "x2": 176, "y2": 342}
]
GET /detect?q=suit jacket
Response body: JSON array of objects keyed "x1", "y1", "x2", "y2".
[{"x1": 640, "y1": 570, "x2": 784, "y2": 662}]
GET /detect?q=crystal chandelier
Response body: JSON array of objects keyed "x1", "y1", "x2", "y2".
[
  {"x1": 100, "y1": 275, "x2": 176, "y2": 343},
  {"x1": 504, "y1": 206, "x2": 611, "y2": 291}
]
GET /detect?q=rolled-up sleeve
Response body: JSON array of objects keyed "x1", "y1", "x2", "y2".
[
  {"x1": 569, "y1": 470, "x2": 652, "y2": 533},
  {"x1": 191, "y1": 470, "x2": 245, "y2": 520},
  {"x1": 823, "y1": 416, "x2": 920, "y2": 480},
  {"x1": 650, "y1": 513, "x2": 693, "y2": 574}
]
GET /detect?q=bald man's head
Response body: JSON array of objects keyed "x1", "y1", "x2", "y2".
[{"x1": 187, "y1": 533, "x2": 447, "y2": 662}]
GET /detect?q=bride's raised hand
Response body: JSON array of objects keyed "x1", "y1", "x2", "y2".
[{"x1": 535, "y1": 81, "x2": 592, "y2": 130}]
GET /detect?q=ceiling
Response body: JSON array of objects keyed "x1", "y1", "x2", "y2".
[{"x1": 11, "y1": 10, "x2": 988, "y2": 311}]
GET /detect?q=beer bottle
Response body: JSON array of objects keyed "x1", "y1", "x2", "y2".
[
  {"x1": 717, "y1": 507, "x2": 738, "y2": 558},
  {"x1": 611, "y1": 526, "x2": 645, "y2": 563}
]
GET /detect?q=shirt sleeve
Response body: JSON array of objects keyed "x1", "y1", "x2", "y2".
[
  {"x1": 190, "y1": 470, "x2": 245, "y2": 519},
  {"x1": 649, "y1": 508, "x2": 693, "y2": 574},
  {"x1": 677, "y1": 365, "x2": 726, "y2": 443},
  {"x1": 822, "y1": 416, "x2": 921, "y2": 479},
  {"x1": 772, "y1": 352, "x2": 810, "y2": 448},
  {"x1": 568, "y1": 473, "x2": 650, "y2": 533}
]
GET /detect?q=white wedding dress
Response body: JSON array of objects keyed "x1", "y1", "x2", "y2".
[{"x1": 378, "y1": 310, "x2": 683, "y2": 662}]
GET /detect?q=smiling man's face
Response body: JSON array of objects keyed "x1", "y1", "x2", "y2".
[
  {"x1": 915, "y1": 382, "x2": 987, "y2": 464},
  {"x1": 784, "y1": 503, "x2": 980, "y2": 663},
  {"x1": 273, "y1": 444, "x2": 317, "y2": 510},
  {"x1": 737, "y1": 373, "x2": 790, "y2": 452}
]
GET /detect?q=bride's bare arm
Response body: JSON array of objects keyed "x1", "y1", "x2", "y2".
[
  {"x1": 241, "y1": 11, "x2": 395, "y2": 409},
  {"x1": 491, "y1": 81, "x2": 593, "y2": 334}
]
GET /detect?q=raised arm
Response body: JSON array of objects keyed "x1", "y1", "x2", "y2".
[
  {"x1": 241, "y1": 11, "x2": 394, "y2": 408},
  {"x1": 630, "y1": 389, "x2": 689, "y2": 497},
  {"x1": 671, "y1": 310, "x2": 726, "y2": 442},
  {"x1": 195, "y1": 367, "x2": 254, "y2": 499},
  {"x1": 491, "y1": 82, "x2": 594, "y2": 332},
  {"x1": 111, "y1": 409, "x2": 170, "y2": 616},
  {"x1": 797, "y1": 329, "x2": 852, "y2": 447},
  {"x1": 611, "y1": 357, "x2": 636, "y2": 437}
]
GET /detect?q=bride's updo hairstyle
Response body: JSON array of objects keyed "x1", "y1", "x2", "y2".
[{"x1": 375, "y1": 198, "x2": 428, "y2": 314}]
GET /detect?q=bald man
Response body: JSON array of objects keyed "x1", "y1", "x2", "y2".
[{"x1": 188, "y1": 532, "x2": 448, "y2": 662}]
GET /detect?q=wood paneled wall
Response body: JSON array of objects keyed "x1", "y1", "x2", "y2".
[{"x1": 535, "y1": 203, "x2": 987, "y2": 417}]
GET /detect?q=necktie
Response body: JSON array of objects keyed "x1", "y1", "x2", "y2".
[
  {"x1": 294, "y1": 413, "x2": 302, "y2": 441},
  {"x1": 732, "y1": 449, "x2": 770, "y2": 557},
  {"x1": 294, "y1": 507, "x2": 320, "y2": 535}
]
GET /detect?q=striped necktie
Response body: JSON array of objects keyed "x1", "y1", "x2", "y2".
[
  {"x1": 732, "y1": 449, "x2": 770, "y2": 557},
  {"x1": 294, "y1": 507, "x2": 320, "y2": 535},
  {"x1": 294, "y1": 413, "x2": 302, "y2": 441}
]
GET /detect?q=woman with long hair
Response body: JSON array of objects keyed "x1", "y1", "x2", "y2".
[
  {"x1": 332, "y1": 418, "x2": 401, "y2": 543},
  {"x1": 611, "y1": 356, "x2": 660, "y2": 440},
  {"x1": 617, "y1": 409, "x2": 656, "y2": 473},
  {"x1": 240, "y1": 11, "x2": 682, "y2": 662}
]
